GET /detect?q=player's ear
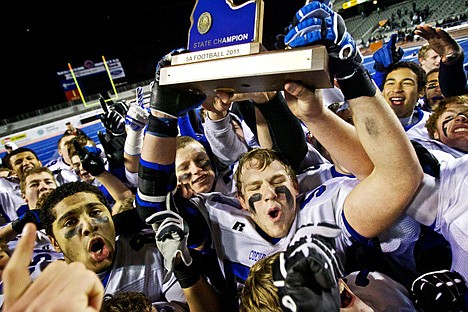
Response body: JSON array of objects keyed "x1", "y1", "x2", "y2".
[{"x1": 237, "y1": 194, "x2": 249, "y2": 211}]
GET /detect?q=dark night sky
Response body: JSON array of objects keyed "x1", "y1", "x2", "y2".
[{"x1": 3, "y1": 1, "x2": 306, "y2": 120}]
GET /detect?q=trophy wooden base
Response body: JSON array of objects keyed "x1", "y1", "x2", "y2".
[{"x1": 159, "y1": 45, "x2": 332, "y2": 95}]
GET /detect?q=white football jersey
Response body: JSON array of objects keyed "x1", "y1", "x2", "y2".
[
  {"x1": 404, "y1": 107, "x2": 431, "y2": 140},
  {"x1": 406, "y1": 155, "x2": 468, "y2": 285},
  {"x1": 100, "y1": 229, "x2": 186, "y2": 304},
  {"x1": 0, "y1": 177, "x2": 26, "y2": 222},
  {"x1": 44, "y1": 156, "x2": 80, "y2": 185},
  {"x1": 191, "y1": 176, "x2": 359, "y2": 308},
  {"x1": 410, "y1": 136, "x2": 466, "y2": 159}
]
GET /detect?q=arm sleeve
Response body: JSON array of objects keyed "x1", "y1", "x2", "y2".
[
  {"x1": 439, "y1": 52, "x2": 468, "y2": 97},
  {"x1": 372, "y1": 69, "x2": 388, "y2": 91},
  {"x1": 253, "y1": 92, "x2": 308, "y2": 172},
  {"x1": 178, "y1": 112, "x2": 198, "y2": 138},
  {"x1": 204, "y1": 114, "x2": 248, "y2": 167}
]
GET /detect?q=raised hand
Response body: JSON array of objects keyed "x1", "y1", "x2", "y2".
[
  {"x1": 414, "y1": 24, "x2": 463, "y2": 63},
  {"x1": 272, "y1": 223, "x2": 344, "y2": 312},
  {"x1": 284, "y1": 1, "x2": 362, "y2": 79},
  {"x1": 97, "y1": 130, "x2": 125, "y2": 170},
  {"x1": 150, "y1": 48, "x2": 206, "y2": 118},
  {"x1": 146, "y1": 210, "x2": 192, "y2": 273},
  {"x1": 99, "y1": 97, "x2": 126, "y2": 137},
  {"x1": 125, "y1": 87, "x2": 149, "y2": 132},
  {"x1": 11, "y1": 210, "x2": 42, "y2": 233},
  {"x1": 283, "y1": 81, "x2": 323, "y2": 120},
  {"x1": 372, "y1": 33, "x2": 404, "y2": 72},
  {"x1": 73, "y1": 139, "x2": 106, "y2": 176}
]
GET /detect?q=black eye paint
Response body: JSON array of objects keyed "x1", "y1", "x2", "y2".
[
  {"x1": 95, "y1": 216, "x2": 109, "y2": 224},
  {"x1": 248, "y1": 193, "x2": 262, "y2": 213},
  {"x1": 65, "y1": 223, "x2": 81, "y2": 239},
  {"x1": 275, "y1": 186, "x2": 294, "y2": 208},
  {"x1": 63, "y1": 216, "x2": 109, "y2": 239},
  {"x1": 441, "y1": 117, "x2": 453, "y2": 137}
]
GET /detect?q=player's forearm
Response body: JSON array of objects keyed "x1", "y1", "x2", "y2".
[
  {"x1": 302, "y1": 109, "x2": 373, "y2": 180},
  {"x1": 182, "y1": 276, "x2": 223, "y2": 312}
]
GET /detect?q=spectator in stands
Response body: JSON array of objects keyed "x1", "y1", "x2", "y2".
[
  {"x1": 418, "y1": 43, "x2": 441, "y2": 73},
  {"x1": 63, "y1": 121, "x2": 86, "y2": 136}
]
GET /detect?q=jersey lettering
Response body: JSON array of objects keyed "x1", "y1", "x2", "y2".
[{"x1": 248, "y1": 250, "x2": 266, "y2": 261}]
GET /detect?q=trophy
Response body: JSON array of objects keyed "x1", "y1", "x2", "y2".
[{"x1": 159, "y1": 0, "x2": 332, "y2": 95}]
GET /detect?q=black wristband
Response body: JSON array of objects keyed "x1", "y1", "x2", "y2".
[
  {"x1": 146, "y1": 115, "x2": 178, "y2": 137},
  {"x1": 11, "y1": 219, "x2": 24, "y2": 233},
  {"x1": 173, "y1": 262, "x2": 201, "y2": 289},
  {"x1": 336, "y1": 66, "x2": 376, "y2": 100}
]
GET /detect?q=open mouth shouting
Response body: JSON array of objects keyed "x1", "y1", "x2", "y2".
[
  {"x1": 267, "y1": 206, "x2": 282, "y2": 222},
  {"x1": 88, "y1": 236, "x2": 110, "y2": 262},
  {"x1": 340, "y1": 281, "x2": 355, "y2": 308}
]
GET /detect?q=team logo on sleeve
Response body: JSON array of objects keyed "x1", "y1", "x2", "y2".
[{"x1": 232, "y1": 221, "x2": 245, "y2": 232}]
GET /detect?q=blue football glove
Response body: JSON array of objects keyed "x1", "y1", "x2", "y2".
[
  {"x1": 284, "y1": 1, "x2": 362, "y2": 79},
  {"x1": 99, "y1": 97, "x2": 126, "y2": 137},
  {"x1": 372, "y1": 33, "x2": 404, "y2": 72},
  {"x1": 150, "y1": 48, "x2": 206, "y2": 118},
  {"x1": 73, "y1": 139, "x2": 106, "y2": 176},
  {"x1": 411, "y1": 269, "x2": 468, "y2": 312},
  {"x1": 272, "y1": 223, "x2": 344, "y2": 312},
  {"x1": 11, "y1": 210, "x2": 42, "y2": 233}
]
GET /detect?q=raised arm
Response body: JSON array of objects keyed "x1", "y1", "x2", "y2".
[
  {"x1": 202, "y1": 95, "x2": 249, "y2": 167},
  {"x1": 136, "y1": 50, "x2": 223, "y2": 312},
  {"x1": 215, "y1": 91, "x2": 313, "y2": 172},
  {"x1": 414, "y1": 24, "x2": 468, "y2": 96},
  {"x1": 285, "y1": 0, "x2": 423, "y2": 237}
]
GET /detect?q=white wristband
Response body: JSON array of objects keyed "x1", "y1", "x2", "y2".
[{"x1": 124, "y1": 128, "x2": 144, "y2": 155}]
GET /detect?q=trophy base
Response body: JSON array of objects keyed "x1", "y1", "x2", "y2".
[{"x1": 159, "y1": 45, "x2": 332, "y2": 95}]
